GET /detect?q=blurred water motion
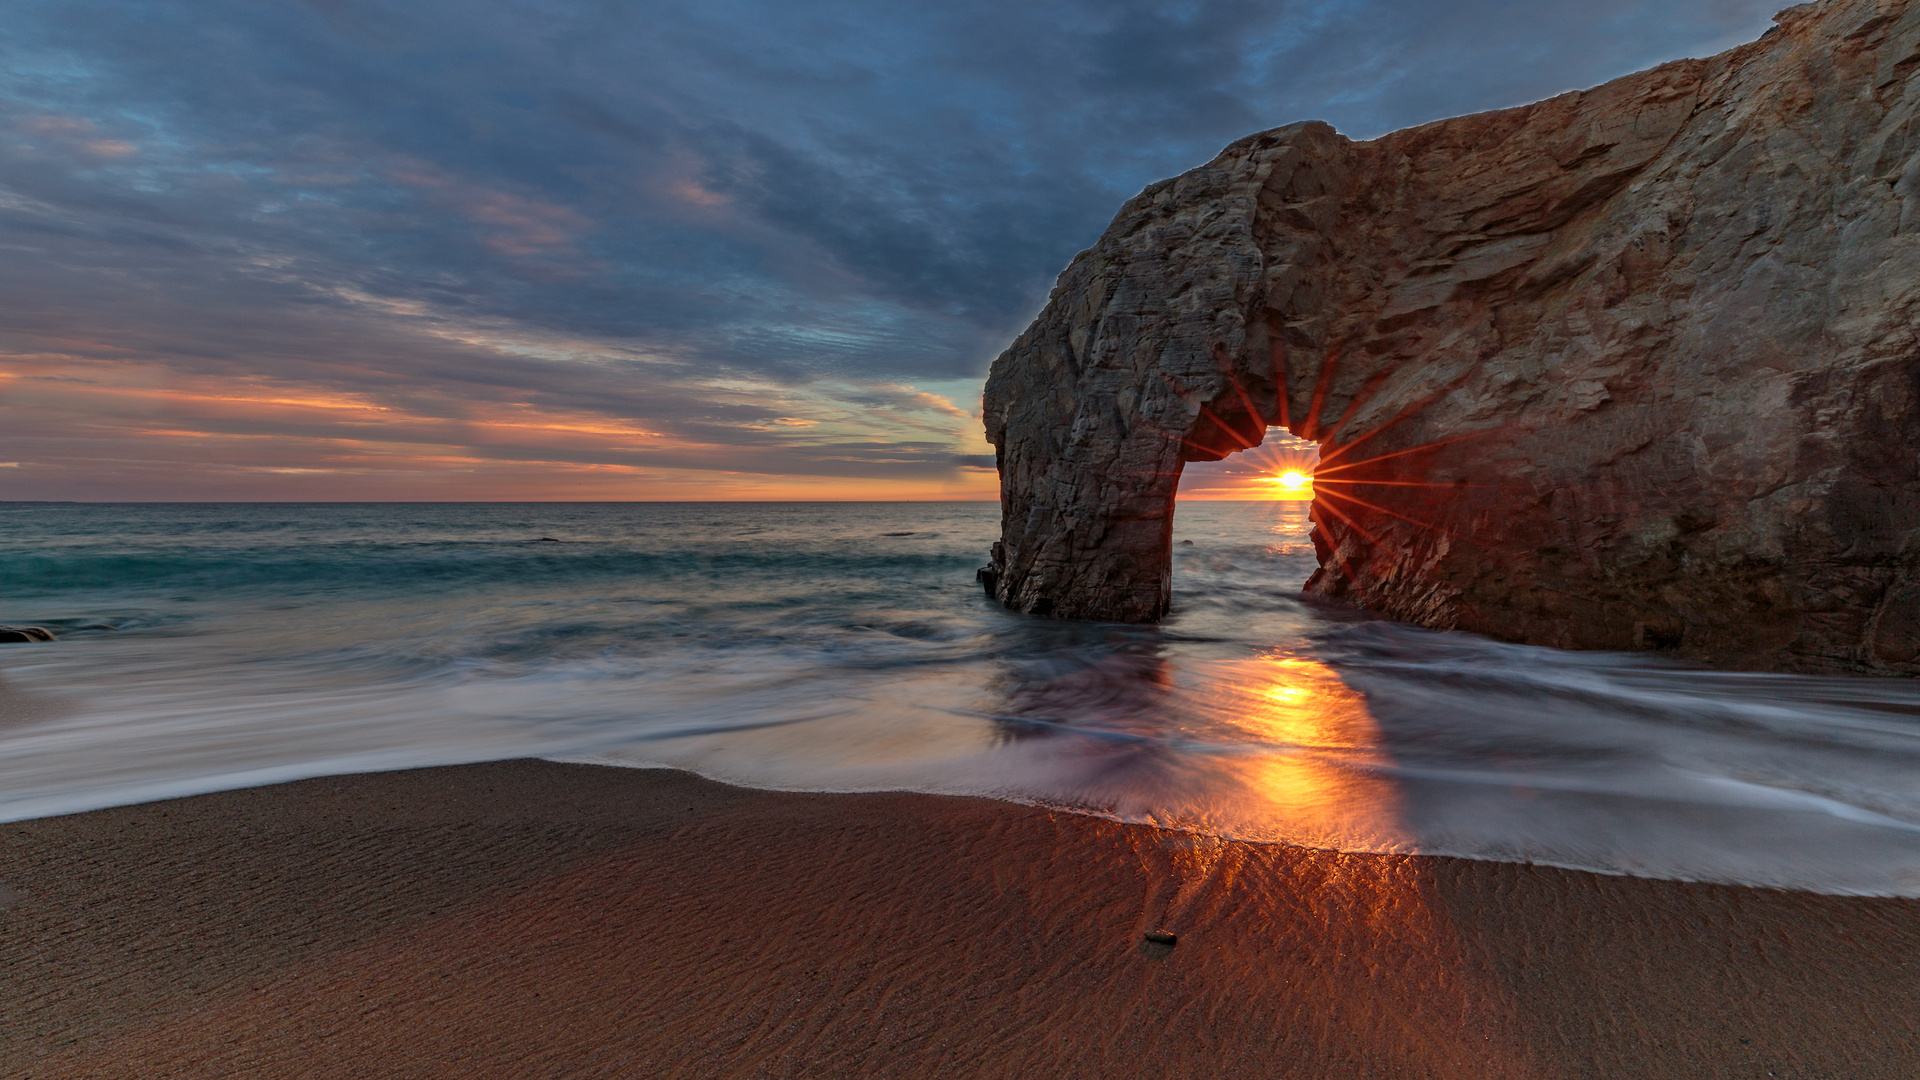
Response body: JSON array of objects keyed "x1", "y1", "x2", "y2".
[
  {"x1": 3, "y1": 501, "x2": 1920, "y2": 894},
  {"x1": 1226, "y1": 658, "x2": 1408, "y2": 850}
]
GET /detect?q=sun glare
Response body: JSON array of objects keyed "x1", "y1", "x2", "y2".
[
  {"x1": 1250, "y1": 465, "x2": 1313, "y2": 500},
  {"x1": 1177, "y1": 428, "x2": 1319, "y2": 500}
]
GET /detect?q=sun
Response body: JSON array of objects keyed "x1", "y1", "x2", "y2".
[
  {"x1": 1249, "y1": 467, "x2": 1314, "y2": 500},
  {"x1": 1181, "y1": 429, "x2": 1319, "y2": 501}
]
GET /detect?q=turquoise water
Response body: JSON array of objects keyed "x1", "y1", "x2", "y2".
[{"x1": 4, "y1": 500, "x2": 1920, "y2": 895}]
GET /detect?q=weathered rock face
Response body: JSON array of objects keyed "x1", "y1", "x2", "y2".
[{"x1": 982, "y1": 0, "x2": 1920, "y2": 674}]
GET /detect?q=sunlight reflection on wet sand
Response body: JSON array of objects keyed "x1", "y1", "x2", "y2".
[{"x1": 1212, "y1": 656, "x2": 1411, "y2": 852}]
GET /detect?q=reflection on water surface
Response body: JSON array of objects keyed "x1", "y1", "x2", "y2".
[
  {"x1": 1227, "y1": 657, "x2": 1406, "y2": 851},
  {"x1": 3, "y1": 501, "x2": 1920, "y2": 894}
]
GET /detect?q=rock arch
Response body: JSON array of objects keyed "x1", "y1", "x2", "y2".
[{"x1": 981, "y1": 0, "x2": 1920, "y2": 673}]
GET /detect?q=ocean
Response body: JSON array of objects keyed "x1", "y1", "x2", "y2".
[{"x1": 3, "y1": 500, "x2": 1920, "y2": 895}]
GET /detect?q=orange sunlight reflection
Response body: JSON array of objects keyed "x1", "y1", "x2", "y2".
[
  {"x1": 1114, "y1": 654, "x2": 1535, "y2": 1075},
  {"x1": 1211, "y1": 656, "x2": 1409, "y2": 851}
]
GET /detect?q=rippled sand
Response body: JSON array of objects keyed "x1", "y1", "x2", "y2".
[{"x1": 5, "y1": 761, "x2": 1918, "y2": 1078}]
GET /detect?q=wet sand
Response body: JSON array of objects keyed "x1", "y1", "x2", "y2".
[{"x1": 3, "y1": 760, "x2": 1917, "y2": 1078}]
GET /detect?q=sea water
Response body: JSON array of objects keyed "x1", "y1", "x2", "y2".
[{"x1": 3, "y1": 501, "x2": 1920, "y2": 895}]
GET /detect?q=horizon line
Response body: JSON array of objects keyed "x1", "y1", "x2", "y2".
[{"x1": 0, "y1": 497, "x2": 1303, "y2": 505}]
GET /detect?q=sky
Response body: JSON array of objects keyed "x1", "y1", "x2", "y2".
[{"x1": 0, "y1": 0, "x2": 1783, "y2": 501}]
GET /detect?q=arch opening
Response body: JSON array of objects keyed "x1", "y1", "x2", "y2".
[
  {"x1": 1178, "y1": 429, "x2": 1320, "y2": 504},
  {"x1": 1173, "y1": 428, "x2": 1324, "y2": 607}
]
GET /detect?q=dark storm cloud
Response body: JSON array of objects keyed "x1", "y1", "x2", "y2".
[{"x1": 0, "y1": 0, "x2": 1781, "y2": 494}]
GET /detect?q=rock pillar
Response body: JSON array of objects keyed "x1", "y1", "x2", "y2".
[{"x1": 982, "y1": 0, "x2": 1920, "y2": 674}]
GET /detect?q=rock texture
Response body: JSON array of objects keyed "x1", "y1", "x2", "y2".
[{"x1": 982, "y1": 0, "x2": 1920, "y2": 674}]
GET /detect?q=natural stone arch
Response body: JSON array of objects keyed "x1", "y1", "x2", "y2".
[{"x1": 981, "y1": 0, "x2": 1920, "y2": 674}]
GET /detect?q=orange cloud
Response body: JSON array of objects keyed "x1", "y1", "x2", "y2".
[
  {"x1": 13, "y1": 115, "x2": 138, "y2": 159},
  {"x1": 389, "y1": 160, "x2": 591, "y2": 259},
  {"x1": 0, "y1": 355, "x2": 997, "y2": 501},
  {"x1": 667, "y1": 179, "x2": 727, "y2": 207}
]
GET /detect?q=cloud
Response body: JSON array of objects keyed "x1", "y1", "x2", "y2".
[{"x1": 0, "y1": 0, "x2": 1781, "y2": 497}]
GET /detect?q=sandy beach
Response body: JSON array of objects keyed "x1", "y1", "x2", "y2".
[{"x1": 3, "y1": 760, "x2": 1917, "y2": 1078}]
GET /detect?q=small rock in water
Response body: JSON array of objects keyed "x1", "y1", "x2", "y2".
[
  {"x1": 1144, "y1": 930, "x2": 1177, "y2": 946},
  {"x1": 1179, "y1": 539, "x2": 1193, "y2": 546},
  {"x1": 882, "y1": 531, "x2": 916, "y2": 536},
  {"x1": 0, "y1": 627, "x2": 54, "y2": 643},
  {"x1": 534, "y1": 537, "x2": 563, "y2": 542},
  {"x1": 976, "y1": 565, "x2": 999, "y2": 596}
]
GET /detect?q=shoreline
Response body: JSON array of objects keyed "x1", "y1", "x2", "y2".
[{"x1": 5, "y1": 760, "x2": 1918, "y2": 1077}]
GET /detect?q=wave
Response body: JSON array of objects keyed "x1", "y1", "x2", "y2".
[
  {"x1": 0, "y1": 545, "x2": 981, "y2": 599},
  {"x1": 4, "y1": 501, "x2": 1920, "y2": 895}
]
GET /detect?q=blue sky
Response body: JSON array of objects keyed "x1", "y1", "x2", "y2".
[{"x1": 0, "y1": 0, "x2": 1780, "y2": 499}]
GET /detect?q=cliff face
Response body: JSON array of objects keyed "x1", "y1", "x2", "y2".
[{"x1": 981, "y1": 0, "x2": 1920, "y2": 674}]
